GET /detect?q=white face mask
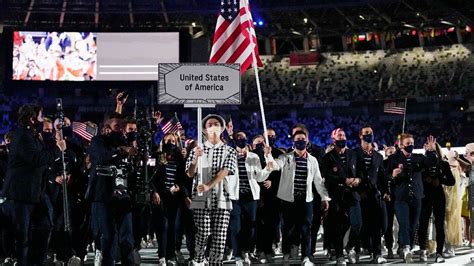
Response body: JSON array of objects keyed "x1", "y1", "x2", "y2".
[{"x1": 206, "y1": 126, "x2": 222, "y2": 137}]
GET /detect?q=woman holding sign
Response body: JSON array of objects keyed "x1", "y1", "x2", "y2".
[{"x1": 185, "y1": 114, "x2": 238, "y2": 265}]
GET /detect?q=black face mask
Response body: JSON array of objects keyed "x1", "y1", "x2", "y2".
[
  {"x1": 255, "y1": 143, "x2": 264, "y2": 153},
  {"x1": 109, "y1": 131, "x2": 124, "y2": 143},
  {"x1": 404, "y1": 145, "x2": 414, "y2": 154},
  {"x1": 362, "y1": 134, "x2": 374, "y2": 143},
  {"x1": 41, "y1": 132, "x2": 54, "y2": 142},
  {"x1": 235, "y1": 138, "x2": 247, "y2": 149},
  {"x1": 163, "y1": 142, "x2": 176, "y2": 153},
  {"x1": 268, "y1": 136, "x2": 276, "y2": 147},
  {"x1": 335, "y1": 139, "x2": 347, "y2": 149},
  {"x1": 126, "y1": 132, "x2": 138, "y2": 143},
  {"x1": 294, "y1": 140, "x2": 307, "y2": 151},
  {"x1": 62, "y1": 126, "x2": 73, "y2": 138}
]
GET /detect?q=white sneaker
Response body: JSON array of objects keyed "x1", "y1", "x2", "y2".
[
  {"x1": 191, "y1": 260, "x2": 205, "y2": 266},
  {"x1": 374, "y1": 255, "x2": 387, "y2": 264},
  {"x1": 347, "y1": 249, "x2": 357, "y2": 264},
  {"x1": 94, "y1": 250, "x2": 102, "y2": 266},
  {"x1": 243, "y1": 253, "x2": 251, "y2": 265},
  {"x1": 435, "y1": 253, "x2": 445, "y2": 263},
  {"x1": 168, "y1": 259, "x2": 178, "y2": 266},
  {"x1": 258, "y1": 252, "x2": 267, "y2": 264},
  {"x1": 420, "y1": 250, "x2": 427, "y2": 262},
  {"x1": 302, "y1": 256, "x2": 314, "y2": 266},
  {"x1": 283, "y1": 254, "x2": 290, "y2": 263},
  {"x1": 336, "y1": 256, "x2": 347, "y2": 265},
  {"x1": 235, "y1": 258, "x2": 244, "y2": 266},
  {"x1": 140, "y1": 239, "x2": 147, "y2": 249},
  {"x1": 273, "y1": 243, "x2": 282, "y2": 255},
  {"x1": 443, "y1": 248, "x2": 455, "y2": 258},
  {"x1": 67, "y1": 255, "x2": 82, "y2": 266},
  {"x1": 225, "y1": 248, "x2": 233, "y2": 261},
  {"x1": 403, "y1": 247, "x2": 413, "y2": 263},
  {"x1": 158, "y1": 257, "x2": 166, "y2": 266}
]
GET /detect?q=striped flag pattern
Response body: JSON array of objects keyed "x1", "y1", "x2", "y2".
[
  {"x1": 162, "y1": 116, "x2": 184, "y2": 135},
  {"x1": 384, "y1": 102, "x2": 406, "y2": 115},
  {"x1": 209, "y1": 0, "x2": 263, "y2": 74},
  {"x1": 72, "y1": 121, "x2": 97, "y2": 142}
]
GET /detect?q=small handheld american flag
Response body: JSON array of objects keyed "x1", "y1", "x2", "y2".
[
  {"x1": 162, "y1": 115, "x2": 184, "y2": 135},
  {"x1": 72, "y1": 122, "x2": 98, "y2": 142}
]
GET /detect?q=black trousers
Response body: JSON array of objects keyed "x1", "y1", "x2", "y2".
[
  {"x1": 152, "y1": 196, "x2": 179, "y2": 260},
  {"x1": 310, "y1": 192, "x2": 323, "y2": 255},
  {"x1": 256, "y1": 193, "x2": 281, "y2": 255},
  {"x1": 384, "y1": 199, "x2": 396, "y2": 250},
  {"x1": 325, "y1": 200, "x2": 350, "y2": 257},
  {"x1": 12, "y1": 194, "x2": 53, "y2": 266},
  {"x1": 418, "y1": 193, "x2": 446, "y2": 254},
  {"x1": 0, "y1": 201, "x2": 15, "y2": 259},
  {"x1": 132, "y1": 203, "x2": 152, "y2": 250},
  {"x1": 175, "y1": 201, "x2": 196, "y2": 259},
  {"x1": 360, "y1": 196, "x2": 386, "y2": 256}
]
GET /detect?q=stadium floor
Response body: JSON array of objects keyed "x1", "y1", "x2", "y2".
[{"x1": 84, "y1": 245, "x2": 474, "y2": 265}]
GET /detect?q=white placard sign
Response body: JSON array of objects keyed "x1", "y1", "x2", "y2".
[{"x1": 158, "y1": 63, "x2": 241, "y2": 105}]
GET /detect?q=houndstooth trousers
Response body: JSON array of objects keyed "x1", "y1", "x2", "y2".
[{"x1": 194, "y1": 208, "x2": 231, "y2": 264}]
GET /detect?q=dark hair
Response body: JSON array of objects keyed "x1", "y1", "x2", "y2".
[
  {"x1": 359, "y1": 125, "x2": 373, "y2": 136},
  {"x1": 232, "y1": 130, "x2": 246, "y2": 140},
  {"x1": 18, "y1": 104, "x2": 42, "y2": 127},
  {"x1": 124, "y1": 117, "x2": 137, "y2": 125},
  {"x1": 292, "y1": 124, "x2": 309, "y2": 136},
  {"x1": 103, "y1": 112, "x2": 124, "y2": 127},
  {"x1": 292, "y1": 130, "x2": 307, "y2": 139}
]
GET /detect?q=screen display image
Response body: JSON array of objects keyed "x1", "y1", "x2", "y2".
[
  {"x1": 13, "y1": 31, "x2": 97, "y2": 81},
  {"x1": 12, "y1": 31, "x2": 180, "y2": 81}
]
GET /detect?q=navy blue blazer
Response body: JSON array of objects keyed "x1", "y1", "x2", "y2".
[
  {"x1": 3, "y1": 126, "x2": 60, "y2": 203},
  {"x1": 385, "y1": 150, "x2": 437, "y2": 201}
]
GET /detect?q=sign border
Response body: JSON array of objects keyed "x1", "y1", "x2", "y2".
[{"x1": 158, "y1": 63, "x2": 241, "y2": 105}]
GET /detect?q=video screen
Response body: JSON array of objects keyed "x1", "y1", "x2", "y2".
[
  {"x1": 12, "y1": 31, "x2": 180, "y2": 81},
  {"x1": 13, "y1": 31, "x2": 97, "y2": 81}
]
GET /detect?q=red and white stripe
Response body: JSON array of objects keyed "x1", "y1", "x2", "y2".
[
  {"x1": 72, "y1": 122, "x2": 95, "y2": 142},
  {"x1": 209, "y1": 0, "x2": 262, "y2": 74}
]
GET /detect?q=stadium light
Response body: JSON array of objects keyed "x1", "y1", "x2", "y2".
[
  {"x1": 359, "y1": 15, "x2": 365, "y2": 20},
  {"x1": 258, "y1": 20, "x2": 263, "y2": 26},
  {"x1": 191, "y1": 22, "x2": 196, "y2": 27},
  {"x1": 303, "y1": 18, "x2": 308, "y2": 24}
]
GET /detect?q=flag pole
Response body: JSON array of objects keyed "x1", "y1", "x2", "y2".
[
  {"x1": 242, "y1": 0, "x2": 269, "y2": 145},
  {"x1": 402, "y1": 97, "x2": 408, "y2": 134},
  {"x1": 197, "y1": 107, "x2": 203, "y2": 196}
]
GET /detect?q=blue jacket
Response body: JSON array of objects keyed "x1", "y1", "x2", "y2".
[
  {"x1": 385, "y1": 150, "x2": 437, "y2": 201},
  {"x1": 3, "y1": 126, "x2": 60, "y2": 203},
  {"x1": 85, "y1": 135, "x2": 126, "y2": 202}
]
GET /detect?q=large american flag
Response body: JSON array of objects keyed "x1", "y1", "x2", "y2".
[
  {"x1": 384, "y1": 101, "x2": 406, "y2": 115},
  {"x1": 209, "y1": 0, "x2": 263, "y2": 74},
  {"x1": 72, "y1": 122, "x2": 98, "y2": 142},
  {"x1": 162, "y1": 116, "x2": 184, "y2": 135}
]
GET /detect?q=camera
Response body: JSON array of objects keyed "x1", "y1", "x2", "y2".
[{"x1": 96, "y1": 158, "x2": 135, "y2": 188}]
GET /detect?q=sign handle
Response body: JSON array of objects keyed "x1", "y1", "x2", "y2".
[{"x1": 197, "y1": 106, "x2": 203, "y2": 196}]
